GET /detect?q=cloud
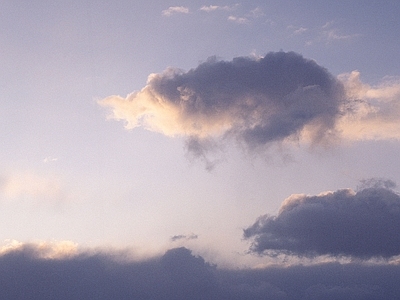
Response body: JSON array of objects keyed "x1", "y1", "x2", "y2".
[
  {"x1": 244, "y1": 182, "x2": 400, "y2": 258},
  {"x1": 321, "y1": 22, "x2": 360, "y2": 42},
  {"x1": 227, "y1": 15, "x2": 249, "y2": 24},
  {"x1": 0, "y1": 240, "x2": 78, "y2": 259},
  {"x1": 162, "y1": 6, "x2": 189, "y2": 17},
  {"x1": 100, "y1": 52, "x2": 344, "y2": 158},
  {"x1": 99, "y1": 51, "x2": 400, "y2": 167},
  {"x1": 336, "y1": 71, "x2": 400, "y2": 140},
  {"x1": 200, "y1": 5, "x2": 233, "y2": 12},
  {"x1": 171, "y1": 233, "x2": 198, "y2": 242},
  {"x1": 287, "y1": 26, "x2": 308, "y2": 35},
  {"x1": 0, "y1": 171, "x2": 64, "y2": 204},
  {"x1": 0, "y1": 243, "x2": 399, "y2": 299},
  {"x1": 43, "y1": 156, "x2": 58, "y2": 163}
]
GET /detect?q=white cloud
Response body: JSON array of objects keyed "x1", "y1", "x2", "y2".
[
  {"x1": 162, "y1": 6, "x2": 189, "y2": 17},
  {"x1": 200, "y1": 5, "x2": 235, "y2": 12},
  {"x1": 43, "y1": 156, "x2": 58, "y2": 163},
  {"x1": 228, "y1": 15, "x2": 249, "y2": 24}
]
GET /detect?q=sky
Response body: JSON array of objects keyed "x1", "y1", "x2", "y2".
[{"x1": 1, "y1": 0, "x2": 400, "y2": 298}]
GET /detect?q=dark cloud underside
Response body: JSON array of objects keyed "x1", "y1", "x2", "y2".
[
  {"x1": 1, "y1": 246, "x2": 399, "y2": 299},
  {"x1": 244, "y1": 184, "x2": 400, "y2": 258}
]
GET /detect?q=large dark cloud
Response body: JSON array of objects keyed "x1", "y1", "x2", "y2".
[
  {"x1": 100, "y1": 52, "x2": 344, "y2": 157},
  {"x1": 244, "y1": 183, "x2": 400, "y2": 258},
  {"x1": 1, "y1": 244, "x2": 400, "y2": 299}
]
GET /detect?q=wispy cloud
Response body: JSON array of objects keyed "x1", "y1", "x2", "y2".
[
  {"x1": 0, "y1": 171, "x2": 64, "y2": 204},
  {"x1": 43, "y1": 156, "x2": 58, "y2": 163},
  {"x1": 322, "y1": 21, "x2": 360, "y2": 43},
  {"x1": 304, "y1": 21, "x2": 360, "y2": 46},
  {"x1": 337, "y1": 71, "x2": 400, "y2": 140},
  {"x1": 162, "y1": 6, "x2": 189, "y2": 17},
  {"x1": 200, "y1": 5, "x2": 234, "y2": 12},
  {"x1": 227, "y1": 15, "x2": 249, "y2": 24},
  {"x1": 287, "y1": 25, "x2": 308, "y2": 35}
]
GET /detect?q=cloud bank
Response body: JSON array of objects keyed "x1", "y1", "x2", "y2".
[
  {"x1": 1, "y1": 243, "x2": 399, "y2": 299},
  {"x1": 244, "y1": 182, "x2": 400, "y2": 258},
  {"x1": 100, "y1": 51, "x2": 400, "y2": 163}
]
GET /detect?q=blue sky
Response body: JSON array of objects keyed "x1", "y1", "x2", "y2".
[{"x1": 1, "y1": 0, "x2": 400, "y2": 298}]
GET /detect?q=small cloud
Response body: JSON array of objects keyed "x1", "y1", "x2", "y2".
[
  {"x1": 43, "y1": 156, "x2": 58, "y2": 163},
  {"x1": 200, "y1": 5, "x2": 224, "y2": 12},
  {"x1": 171, "y1": 234, "x2": 198, "y2": 242},
  {"x1": 228, "y1": 15, "x2": 249, "y2": 24},
  {"x1": 294, "y1": 27, "x2": 307, "y2": 35},
  {"x1": 321, "y1": 21, "x2": 360, "y2": 42},
  {"x1": 200, "y1": 4, "x2": 237, "y2": 12},
  {"x1": 162, "y1": 6, "x2": 189, "y2": 17},
  {"x1": 324, "y1": 29, "x2": 360, "y2": 41},
  {"x1": 287, "y1": 25, "x2": 308, "y2": 36},
  {"x1": 248, "y1": 7, "x2": 265, "y2": 18}
]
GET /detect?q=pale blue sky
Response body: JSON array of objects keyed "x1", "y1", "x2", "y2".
[{"x1": 1, "y1": 0, "x2": 400, "y2": 268}]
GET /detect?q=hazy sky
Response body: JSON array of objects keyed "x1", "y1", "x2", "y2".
[{"x1": 1, "y1": 0, "x2": 400, "y2": 298}]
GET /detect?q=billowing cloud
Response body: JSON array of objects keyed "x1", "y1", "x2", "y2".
[
  {"x1": 99, "y1": 51, "x2": 400, "y2": 166},
  {"x1": 0, "y1": 243, "x2": 399, "y2": 299},
  {"x1": 244, "y1": 182, "x2": 400, "y2": 258},
  {"x1": 162, "y1": 6, "x2": 189, "y2": 16},
  {"x1": 100, "y1": 52, "x2": 344, "y2": 156}
]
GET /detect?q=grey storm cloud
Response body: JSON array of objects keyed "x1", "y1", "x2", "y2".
[
  {"x1": 244, "y1": 182, "x2": 400, "y2": 258},
  {"x1": 1, "y1": 245, "x2": 400, "y2": 299},
  {"x1": 100, "y1": 52, "x2": 345, "y2": 157}
]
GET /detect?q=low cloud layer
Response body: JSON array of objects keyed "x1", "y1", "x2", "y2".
[
  {"x1": 1, "y1": 243, "x2": 399, "y2": 299},
  {"x1": 244, "y1": 182, "x2": 400, "y2": 258},
  {"x1": 100, "y1": 51, "x2": 400, "y2": 164}
]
